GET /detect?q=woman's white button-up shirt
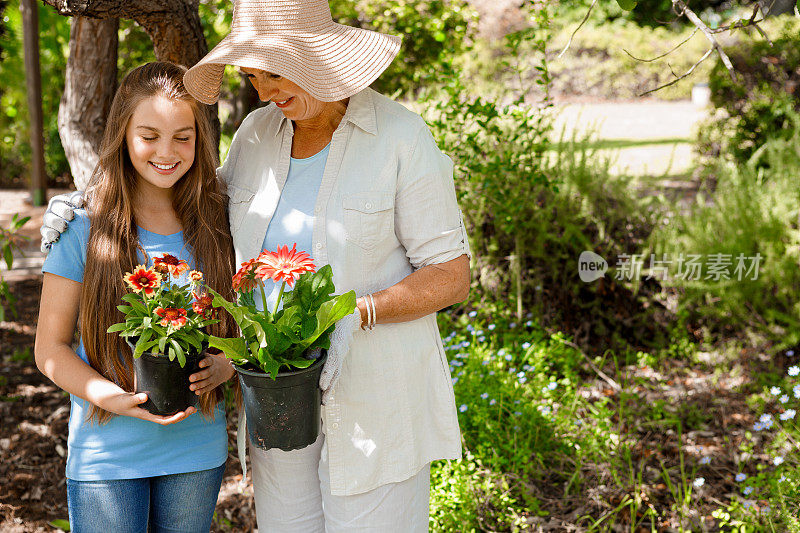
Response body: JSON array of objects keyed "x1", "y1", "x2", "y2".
[{"x1": 218, "y1": 88, "x2": 470, "y2": 496}]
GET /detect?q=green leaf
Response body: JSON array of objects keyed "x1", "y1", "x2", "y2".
[
  {"x1": 106, "y1": 323, "x2": 127, "y2": 333},
  {"x1": 300, "y1": 290, "x2": 357, "y2": 349},
  {"x1": 158, "y1": 336, "x2": 168, "y2": 354},
  {"x1": 48, "y1": 519, "x2": 70, "y2": 531},
  {"x1": 208, "y1": 335, "x2": 249, "y2": 362},
  {"x1": 2, "y1": 245, "x2": 13, "y2": 270},
  {"x1": 170, "y1": 339, "x2": 186, "y2": 367},
  {"x1": 116, "y1": 305, "x2": 133, "y2": 314},
  {"x1": 616, "y1": 0, "x2": 637, "y2": 10},
  {"x1": 133, "y1": 330, "x2": 153, "y2": 358}
]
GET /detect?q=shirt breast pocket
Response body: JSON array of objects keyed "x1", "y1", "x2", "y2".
[
  {"x1": 343, "y1": 193, "x2": 394, "y2": 251},
  {"x1": 228, "y1": 185, "x2": 255, "y2": 233}
]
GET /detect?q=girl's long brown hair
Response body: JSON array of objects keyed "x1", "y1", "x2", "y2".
[{"x1": 79, "y1": 62, "x2": 236, "y2": 423}]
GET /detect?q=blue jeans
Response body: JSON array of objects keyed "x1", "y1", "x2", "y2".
[{"x1": 66, "y1": 463, "x2": 225, "y2": 533}]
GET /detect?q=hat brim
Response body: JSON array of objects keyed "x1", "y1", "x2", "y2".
[{"x1": 184, "y1": 24, "x2": 401, "y2": 104}]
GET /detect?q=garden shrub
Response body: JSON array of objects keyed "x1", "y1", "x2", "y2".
[
  {"x1": 697, "y1": 17, "x2": 800, "y2": 171},
  {"x1": 651, "y1": 133, "x2": 800, "y2": 344}
]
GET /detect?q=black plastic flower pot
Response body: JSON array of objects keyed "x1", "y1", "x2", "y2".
[
  {"x1": 128, "y1": 341, "x2": 203, "y2": 416},
  {"x1": 235, "y1": 351, "x2": 327, "y2": 452}
]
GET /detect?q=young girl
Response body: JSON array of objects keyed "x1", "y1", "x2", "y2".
[{"x1": 34, "y1": 62, "x2": 237, "y2": 532}]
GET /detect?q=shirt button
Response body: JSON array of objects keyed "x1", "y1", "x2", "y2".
[
  {"x1": 332, "y1": 422, "x2": 339, "y2": 430},
  {"x1": 365, "y1": 202, "x2": 373, "y2": 210},
  {"x1": 314, "y1": 206, "x2": 321, "y2": 214},
  {"x1": 315, "y1": 242, "x2": 322, "y2": 250}
]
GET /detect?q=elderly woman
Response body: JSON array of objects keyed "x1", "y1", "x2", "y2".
[{"x1": 42, "y1": 0, "x2": 470, "y2": 530}]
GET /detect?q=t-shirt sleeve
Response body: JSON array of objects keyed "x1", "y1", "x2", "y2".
[{"x1": 41, "y1": 209, "x2": 90, "y2": 283}]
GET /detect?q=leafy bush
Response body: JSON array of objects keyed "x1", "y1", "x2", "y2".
[
  {"x1": 698, "y1": 17, "x2": 800, "y2": 170},
  {"x1": 0, "y1": 213, "x2": 30, "y2": 322},
  {"x1": 330, "y1": 0, "x2": 477, "y2": 96},
  {"x1": 651, "y1": 133, "x2": 800, "y2": 344}
]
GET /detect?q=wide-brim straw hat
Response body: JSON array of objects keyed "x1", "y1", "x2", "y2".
[{"x1": 184, "y1": 0, "x2": 402, "y2": 104}]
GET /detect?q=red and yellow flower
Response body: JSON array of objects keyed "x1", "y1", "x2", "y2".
[
  {"x1": 189, "y1": 270, "x2": 203, "y2": 282},
  {"x1": 153, "y1": 253, "x2": 190, "y2": 278},
  {"x1": 232, "y1": 258, "x2": 260, "y2": 292},
  {"x1": 154, "y1": 306, "x2": 188, "y2": 329},
  {"x1": 255, "y1": 244, "x2": 316, "y2": 288},
  {"x1": 124, "y1": 265, "x2": 162, "y2": 296},
  {"x1": 191, "y1": 292, "x2": 215, "y2": 319}
]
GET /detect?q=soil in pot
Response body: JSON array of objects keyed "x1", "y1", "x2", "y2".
[{"x1": 237, "y1": 352, "x2": 327, "y2": 452}]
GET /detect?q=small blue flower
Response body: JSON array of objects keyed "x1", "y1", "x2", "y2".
[
  {"x1": 475, "y1": 330, "x2": 484, "y2": 336},
  {"x1": 457, "y1": 370, "x2": 464, "y2": 377},
  {"x1": 468, "y1": 311, "x2": 477, "y2": 318},
  {"x1": 753, "y1": 421, "x2": 765, "y2": 431},
  {"x1": 743, "y1": 486, "x2": 753, "y2": 496},
  {"x1": 509, "y1": 367, "x2": 517, "y2": 373},
  {"x1": 514, "y1": 411, "x2": 522, "y2": 416},
  {"x1": 743, "y1": 500, "x2": 754, "y2": 509},
  {"x1": 548, "y1": 382, "x2": 558, "y2": 390},
  {"x1": 780, "y1": 394, "x2": 789, "y2": 404},
  {"x1": 794, "y1": 385, "x2": 800, "y2": 398},
  {"x1": 462, "y1": 341, "x2": 470, "y2": 347},
  {"x1": 498, "y1": 349, "x2": 506, "y2": 356},
  {"x1": 699, "y1": 456, "x2": 711, "y2": 465},
  {"x1": 522, "y1": 342, "x2": 531, "y2": 350},
  {"x1": 735, "y1": 473, "x2": 747, "y2": 482},
  {"x1": 771, "y1": 386, "x2": 782, "y2": 395},
  {"x1": 774, "y1": 456, "x2": 784, "y2": 466},
  {"x1": 780, "y1": 409, "x2": 796, "y2": 420},
  {"x1": 477, "y1": 336, "x2": 485, "y2": 342},
  {"x1": 466, "y1": 324, "x2": 475, "y2": 333},
  {"x1": 788, "y1": 350, "x2": 795, "y2": 356},
  {"x1": 452, "y1": 377, "x2": 459, "y2": 385},
  {"x1": 459, "y1": 404, "x2": 468, "y2": 413},
  {"x1": 693, "y1": 477, "x2": 705, "y2": 488},
  {"x1": 488, "y1": 371, "x2": 495, "y2": 376},
  {"x1": 538, "y1": 405, "x2": 551, "y2": 415},
  {"x1": 517, "y1": 371, "x2": 526, "y2": 379},
  {"x1": 518, "y1": 377, "x2": 527, "y2": 384},
  {"x1": 482, "y1": 360, "x2": 490, "y2": 366},
  {"x1": 480, "y1": 393, "x2": 489, "y2": 400},
  {"x1": 779, "y1": 474, "x2": 787, "y2": 483},
  {"x1": 504, "y1": 354, "x2": 513, "y2": 361},
  {"x1": 763, "y1": 505, "x2": 771, "y2": 514},
  {"x1": 525, "y1": 320, "x2": 533, "y2": 327},
  {"x1": 509, "y1": 322, "x2": 517, "y2": 328},
  {"x1": 488, "y1": 324, "x2": 496, "y2": 331},
  {"x1": 489, "y1": 399, "x2": 496, "y2": 406},
  {"x1": 789, "y1": 366, "x2": 799, "y2": 377}
]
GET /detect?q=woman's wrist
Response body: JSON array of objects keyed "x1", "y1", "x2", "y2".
[{"x1": 356, "y1": 297, "x2": 368, "y2": 328}]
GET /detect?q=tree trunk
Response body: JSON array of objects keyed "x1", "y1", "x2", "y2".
[
  {"x1": 761, "y1": 0, "x2": 796, "y2": 16},
  {"x1": 58, "y1": 17, "x2": 118, "y2": 191},
  {"x1": 42, "y1": 0, "x2": 219, "y2": 185}
]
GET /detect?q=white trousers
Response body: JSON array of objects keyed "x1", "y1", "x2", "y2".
[{"x1": 250, "y1": 433, "x2": 431, "y2": 532}]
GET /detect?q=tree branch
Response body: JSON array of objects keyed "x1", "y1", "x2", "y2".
[
  {"x1": 672, "y1": 0, "x2": 737, "y2": 81},
  {"x1": 639, "y1": 46, "x2": 714, "y2": 97},
  {"x1": 623, "y1": 28, "x2": 699, "y2": 63},
  {"x1": 557, "y1": 0, "x2": 598, "y2": 59}
]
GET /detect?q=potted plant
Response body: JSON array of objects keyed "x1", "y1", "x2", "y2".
[
  {"x1": 208, "y1": 244, "x2": 356, "y2": 451},
  {"x1": 107, "y1": 253, "x2": 219, "y2": 416}
]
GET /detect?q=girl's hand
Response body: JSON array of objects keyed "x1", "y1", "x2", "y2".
[
  {"x1": 102, "y1": 391, "x2": 196, "y2": 425},
  {"x1": 189, "y1": 349, "x2": 235, "y2": 395}
]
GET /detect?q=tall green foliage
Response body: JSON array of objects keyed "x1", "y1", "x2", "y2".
[{"x1": 0, "y1": 0, "x2": 70, "y2": 186}]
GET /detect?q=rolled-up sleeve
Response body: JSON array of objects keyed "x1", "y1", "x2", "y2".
[{"x1": 394, "y1": 124, "x2": 471, "y2": 269}]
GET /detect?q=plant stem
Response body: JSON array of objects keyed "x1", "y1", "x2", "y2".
[
  {"x1": 273, "y1": 281, "x2": 286, "y2": 316},
  {"x1": 257, "y1": 279, "x2": 269, "y2": 314}
]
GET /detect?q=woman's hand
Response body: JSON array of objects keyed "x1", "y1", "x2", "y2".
[
  {"x1": 189, "y1": 349, "x2": 235, "y2": 395},
  {"x1": 101, "y1": 391, "x2": 197, "y2": 425}
]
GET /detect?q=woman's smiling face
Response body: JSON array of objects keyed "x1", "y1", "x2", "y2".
[
  {"x1": 240, "y1": 67, "x2": 328, "y2": 122},
  {"x1": 125, "y1": 95, "x2": 196, "y2": 191}
]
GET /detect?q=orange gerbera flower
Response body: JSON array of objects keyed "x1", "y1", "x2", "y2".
[
  {"x1": 124, "y1": 266, "x2": 161, "y2": 296},
  {"x1": 154, "y1": 307, "x2": 188, "y2": 329},
  {"x1": 255, "y1": 244, "x2": 316, "y2": 287},
  {"x1": 189, "y1": 270, "x2": 203, "y2": 282},
  {"x1": 232, "y1": 258, "x2": 260, "y2": 292},
  {"x1": 153, "y1": 253, "x2": 190, "y2": 278},
  {"x1": 191, "y1": 292, "x2": 215, "y2": 318}
]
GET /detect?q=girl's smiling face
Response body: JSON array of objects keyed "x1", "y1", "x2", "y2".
[{"x1": 125, "y1": 95, "x2": 196, "y2": 191}]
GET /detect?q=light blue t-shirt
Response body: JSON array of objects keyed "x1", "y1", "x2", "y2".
[
  {"x1": 258, "y1": 143, "x2": 329, "y2": 312},
  {"x1": 42, "y1": 209, "x2": 227, "y2": 481}
]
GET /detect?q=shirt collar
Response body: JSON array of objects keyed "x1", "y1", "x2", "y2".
[{"x1": 274, "y1": 89, "x2": 378, "y2": 137}]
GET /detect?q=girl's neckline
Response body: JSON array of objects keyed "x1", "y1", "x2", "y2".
[
  {"x1": 290, "y1": 142, "x2": 331, "y2": 163},
  {"x1": 137, "y1": 225, "x2": 183, "y2": 241}
]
